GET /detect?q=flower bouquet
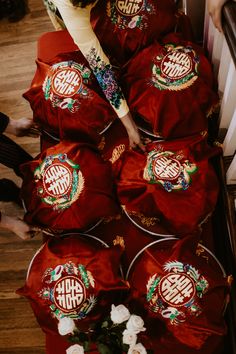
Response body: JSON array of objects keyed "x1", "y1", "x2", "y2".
[{"x1": 58, "y1": 304, "x2": 154, "y2": 354}]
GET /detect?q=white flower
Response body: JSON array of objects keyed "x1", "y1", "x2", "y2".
[
  {"x1": 122, "y1": 329, "x2": 137, "y2": 346},
  {"x1": 58, "y1": 317, "x2": 76, "y2": 336},
  {"x1": 66, "y1": 344, "x2": 84, "y2": 354},
  {"x1": 128, "y1": 343, "x2": 147, "y2": 354},
  {"x1": 110, "y1": 304, "x2": 130, "y2": 324},
  {"x1": 126, "y1": 315, "x2": 146, "y2": 334}
]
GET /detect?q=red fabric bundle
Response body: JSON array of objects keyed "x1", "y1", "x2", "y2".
[
  {"x1": 127, "y1": 237, "x2": 230, "y2": 350},
  {"x1": 122, "y1": 33, "x2": 219, "y2": 139},
  {"x1": 23, "y1": 47, "x2": 116, "y2": 141},
  {"x1": 91, "y1": 0, "x2": 178, "y2": 65},
  {"x1": 20, "y1": 141, "x2": 120, "y2": 232},
  {"x1": 17, "y1": 234, "x2": 128, "y2": 337},
  {"x1": 116, "y1": 134, "x2": 221, "y2": 235}
]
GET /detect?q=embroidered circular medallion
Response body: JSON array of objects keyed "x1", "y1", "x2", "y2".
[
  {"x1": 151, "y1": 44, "x2": 199, "y2": 91},
  {"x1": 143, "y1": 150, "x2": 197, "y2": 192},
  {"x1": 158, "y1": 272, "x2": 195, "y2": 307},
  {"x1": 43, "y1": 61, "x2": 92, "y2": 112},
  {"x1": 115, "y1": 0, "x2": 144, "y2": 16},
  {"x1": 146, "y1": 261, "x2": 209, "y2": 325},
  {"x1": 43, "y1": 163, "x2": 72, "y2": 198},
  {"x1": 160, "y1": 51, "x2": 192, "y2": 80},
  {"x1": 54, "y1": 275, "x2": 86, "y2": 312},
  {"x1": 34, "y1": 153, "x2": 85, "y2": 210},
  {"x1": 107, "y1": 0, "x2": 155, "y2": 30},
  {"x1": 39, "y1": 261, "x2": 97, "y2": 321},
  {"x1": 51, "y1": 68, "x2": 83, "y2": 97},
  {"x1": 152, "y1": 156, "x2": 181, "y2": 181}
]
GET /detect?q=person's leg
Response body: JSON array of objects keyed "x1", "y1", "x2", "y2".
[
  {"x1": 0, "y1": 134, "x2": 32, "y2": 204},
  {"x1": 0, "y1": 178, "x2": 21, "y2": 204},
  {"x1": 0, "y1": 134, "x2": 32, "y2": 177}
]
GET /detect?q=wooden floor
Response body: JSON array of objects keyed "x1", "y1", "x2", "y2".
[{"x1": 0, "y1": 1, "x2": 55, "y2": 352}]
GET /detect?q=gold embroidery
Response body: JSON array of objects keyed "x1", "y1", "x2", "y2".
[
  {"x1": 98, "y1": 136, "x2": 106, "y2": 151},
  {"x1": 113, "y1": 235, "x2": 125, "y2": 249},
  {"x1": 196, "y1": 244, "x2": 209, "y2": 263},
  {"x1": 103, "y1": 214, "x2": 122, "y2": 223},
  {"x1": 109, "y1": 144, "x2": 126, "y2": 164},
  {"x1": 227, "y1": 275, "x2": 234, "y2": 286},
  {"x1": 127, "y1": 209, "x2": 159, "y2": 226}
]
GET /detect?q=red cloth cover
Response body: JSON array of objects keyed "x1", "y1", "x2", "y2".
[
  {"x1": 20, "y1": 141, "x2": 120, "y2": 232},
  {"x1": 23, "y1": 50, "x2": 117, "y2": 140},
  {"x1": 127, "y1": 237, "x2": 229, "y2": 350},
  {"x1": 116, "y1": 134, "x2": 221, "y2": 235},
  {"x1": 91, "y1": 0, "x2": 178, "y2": 65},
  {"x1": 17, "y1": 235, "x2": 128, "y2": 337},
  {"x1": 122, "y1": 33, "x2": 219, "y2": 139}
]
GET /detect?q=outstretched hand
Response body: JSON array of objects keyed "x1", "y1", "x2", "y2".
[
  {"x1": 5, "y1": 117, "x2": 40, "y2": 137},
  {"x1": 0, "y1": 214, "x2": 41, "y2": 240},
  {"x1": 207, "y1": 0, "x2": 227, "y2": 32},
  {"x1": 120, "y1": 112, "x2": 145, "y2": 151}
]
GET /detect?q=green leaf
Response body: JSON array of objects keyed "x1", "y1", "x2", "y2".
[
  {"x1": 147, "y1": 349, "x2": 155, "y2": 354},
  {"x1": 83, "y1": 341, "x2": 90, "y2": 352},
  {"x1": 97, "y1": 343, "x2": 112, "y2": 354},
  {"x1": 122, "y1": 343, "x2": 129, "y2": 352},
  {"x1": 101, "y1": 321, "x2": 109, "y2": 328},
  {"x1": 78, "y1": 332, "x2": 89, "y2": 342}
]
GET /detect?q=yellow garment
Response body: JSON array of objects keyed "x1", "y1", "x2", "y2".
[{"x1": 51, "y1": 0, "x2": 129, "y2": 118}]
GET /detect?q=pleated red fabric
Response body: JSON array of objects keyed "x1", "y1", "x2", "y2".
[
  {"x1": 91, "y1": 0, "x2": 178, "y2": 65},
  {"x1": 127, "y1": 237, "x2": 230, "y2": 350},
  {"x1": 122, "y1": 33, "x2": 219, "y2": 139},
  {"x1": 20, "y1": 141, "x2": 120, "y2": 232},
  {"x1": 17, "y1": 235, "x2": 128, "y2": 336},
  {"x1": 116, "y1": 134, "x2": 221, "y2": 235},
  {"x1": 23, "y1": 46, "x2": 116, "y2": 141}
]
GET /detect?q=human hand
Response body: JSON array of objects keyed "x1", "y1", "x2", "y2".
[
  {"x1": 207, "y1": 0, "x2": 227, "y2": 32},
  {"x1": 120, "y1": 112, "x2": 145, "y2": 151},
  {"x1": 5, "y1": 117, "x2": 40, "y2": 137},
  {"x1": 0, "y1": 214, "x2": 41, "y2": 240}
]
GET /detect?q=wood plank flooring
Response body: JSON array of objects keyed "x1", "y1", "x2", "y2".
[{"x1": 0, "y1": 1, "x2": 55, "y2": 352}]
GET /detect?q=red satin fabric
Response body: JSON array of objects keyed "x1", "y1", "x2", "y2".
[
  {"x1": 127, "y1": 237, "x2": 229, "y2": 350},
  {"x1": 122, "y1": 33, "x2": 219, "y2": 139},
  {"x1": 20, "y1": 141, "x2": 120, "y2": 231},
  {"x1": 116, "y1": 134, "x2": 221, "y2": 235},
  {"x1": 17, "y1": 235, "x2": 128, "y2": 336},
  {"x1": 23, "y1": 48, "x2": 117, "y2": 141},
  {"x1": 91, "y1": 0, "x2": 178, "y2": 65}
]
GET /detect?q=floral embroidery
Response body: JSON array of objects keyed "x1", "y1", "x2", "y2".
[
  {"x1": 39, "y1": 262, "x2": 97, "y2": 321},
  {"x1": 34, "y1": 153, "x2": 84, "y2": 211},
  {"x1": 43, "y1": 0, "x2": 57, "y2": 13},
  {"x1": 86, "y1": 48, "x2": 124, "y2": 110},
  {"x1": 143, "y1": 149, "x2": 197, "y2": 192},
  {"x1": 106, "y1": 0, "x2": 156, "y2": 30},
  {"x1": 146, "y1": 261, "x2": 209, "y2": 325},
  {"x1": 150, "y1": 44, "x2": 200, "y2": 91},
  {"x1": 42, "y1": 61, "x2": 92, "y2": 113}
]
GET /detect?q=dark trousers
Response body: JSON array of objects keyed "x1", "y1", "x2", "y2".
[{"x1": 0, "y1": 134, "x2": 32, "y2": 177}]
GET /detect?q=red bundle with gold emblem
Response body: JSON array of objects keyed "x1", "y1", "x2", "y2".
[
  {"x1": 116, "y1": 133, "x2": 221, "y2": 235},
  {"x1": 91, "y1": 0, "x2": 178, "y2": 65},
  {"x1": 122, "y1": 33, "x2": 219, "y2": 139},
  {"x1": 17, "y1": 234, "x2": 128, "y2": 339},
  {"x1": 23, "y1": 45, "x2": 116, "y2": 141},
  {"x1": 126, "y1": 237, "x2": 230, "y2": 350},
  {"x1": 20, "y1": 141, "x2": 120, "y2": 232}
]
